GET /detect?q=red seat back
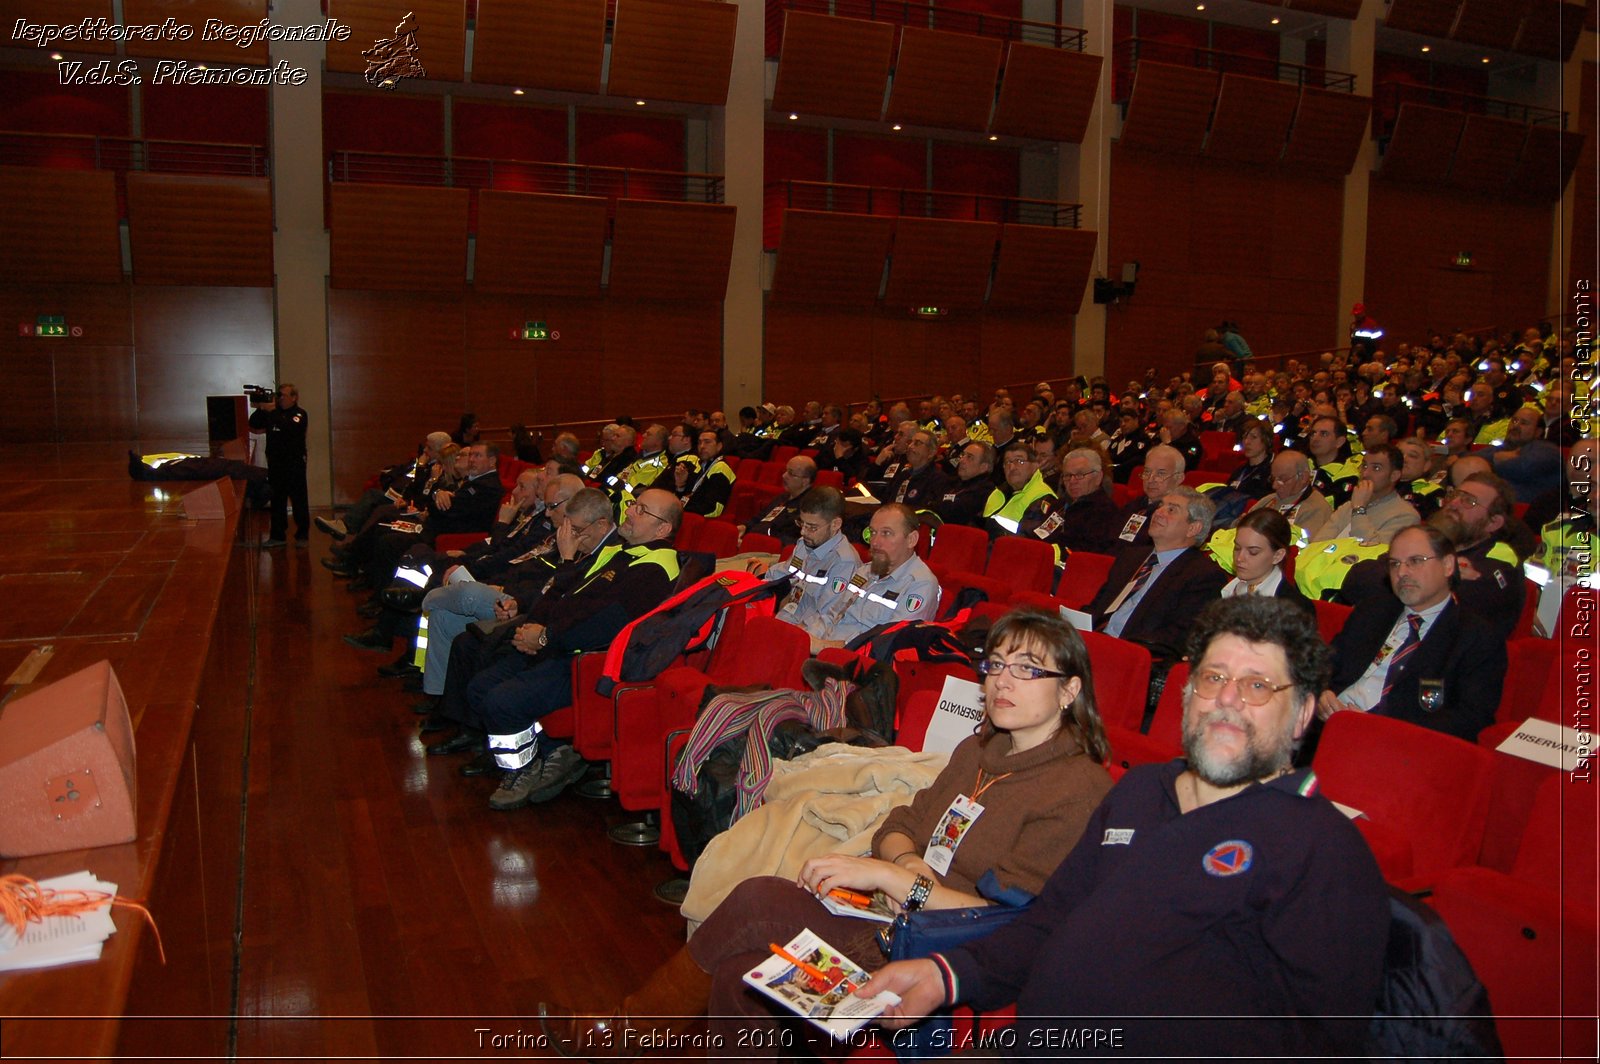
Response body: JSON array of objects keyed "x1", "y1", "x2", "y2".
[
  {"x1": 692, "y1": 519, "x2": 740, "y2": 558},
  {"x1": 1313, "y1": 600, "x2": 1352, "y2": 643},
  {"x1": 1313, "y1": 711, "x2": 1493, "y2": 887},
  {"x1": 674, "y1": 510, "x2": 706, "y2": 548},
  {"x1": 927, "y1": 523, "x2": 988, "y2": 575},
  {"x1": 1057, "y1": 551, "x2": 1115, "y2": 609},
  {"x1": 1078, "y1": 630, "x2": 1152, "y2": 732},
  {"x1": 815, "y1": 469, "x2": 844, "y2": 490},
  {"x1": 739, "y1": 532, "x2": 783, "y2": 556},
  {"x1": 770, "y1": 445, "x2": 800, "y2": 464},
  {"x1": 984, "y1": 536, "x2": 1055, "y2": 596}
]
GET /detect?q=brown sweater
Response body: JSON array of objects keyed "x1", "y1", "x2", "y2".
[{"x1": 871, "y1": 728, "x2": 1112, "y2": 897}]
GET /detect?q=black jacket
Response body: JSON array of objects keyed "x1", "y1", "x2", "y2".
[{"x1": 1087, "y1": 545, "x2": 1229, "y2": 660}]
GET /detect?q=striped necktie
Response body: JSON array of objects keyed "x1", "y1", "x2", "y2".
[
  {"x1": 1376, "y1": 613, "x2": 1424, "y2": 711},
  {"x1": 1105, "y1": 552, "x2": 1158, "y2": 618}
]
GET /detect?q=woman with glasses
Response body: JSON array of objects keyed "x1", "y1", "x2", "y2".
[{"x1": 539, "y1": 608, "x2": 1113, "y2": 1056}]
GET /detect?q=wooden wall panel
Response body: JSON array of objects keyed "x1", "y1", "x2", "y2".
[
  {"x1": 978, "y1": 313, "x2": 1075, "y2": 393},
  {"x1": 6, "y1": 2, "x2": 116, "y2": 54},
  {"x1": 126, "y1": 175, "x2": 273, "y2": 287},
  {"x1": 602, "y1": 302, "x2": 722, "y2": 416},
  {"x1": 473, "y1": 0, "x2": 604, "y2": 93},
  {"x1": 1287, "y1": 0, "x2": 1363, "y2": 16},
  {"x1": 130, "y1": 286, "x2": 274, "y2": 440},
  {"x1": 882, "y1": 217, "x2": 999, "y2": 311},
  {"x1": 1513, "y1": 2, "x2": 1586, "y2": 61},
  {"x1": 1383, "y1": 0, "x2": 1460, "y2": 36},
  {"x1": 1106, "y1": 144, "x2": 1342, "y2": 384},
  {"x1": 990, "y1": 45, "x2": 1101, "y2": 143},
  {"x1": 463, "y1": 294, "x2": 542, "y2": 427},
  {"x1": 122, "y1": 0, "x2": 269, "y2": 63},
  {"x1": 1204, "y1": 76, "x2": 1299, "y2": 164},
  {"x1": 1447, "y1": 116, "x2": 1528, "y2": 194},
  {"x1": 1365, "y1": 181, "x2": 1553, "y2": 346},
  {"x1": 474, "y1": 192, "x2": 607, "y2": 296},
  {"x1": 870, "y1": 312, "x2": 982, "y2": 399},
  {"x1": 326, "y1": 0, "x2": 466, "y2": 83},
  {"x1": 1281, "y1": 87, "x2": 1370, "y2": 175},
  {"x1": 1570, "y1": 61, "x2": 1597, "y2": 295},
  {"x1": 771, "y1": 12, "x2": 894, "y2": 123},
  {"x1": 607, "y1": 200, "x2": 736, "y2": 302},
  {"x1": 0, "y1": 351, "x2": 59, "y2": 441},
  {"x1": 529, "y1": 299, "x2": 608, "y2": 425},
  {"x1": 885, "y1": 28, "x2": 1004, "y2": 132},
  {"x1": 1452, "y1": 0, "x2": 1531, "y2": 48},
  {"x1": 607, "y1": 0, "x2": 738, "y2": 107},
  {"x1": 57, "y1": 347, "x2": 139, "y2": 439},
  {"x1": 764, "y1": 305, "x2": 876, "y2": 408},
  {"x1": 1509, "y1": 127, "x2": 1585, "y2": 203},
  {"x1": 988, "y1": 226, "x2": 1096, "y2": 311},
  {"x1": 0, "y1": 167, "x2": 123, "y2": 285},
  {"x1": 1379, "y1": 105, "x2": 1466, "y2": 184},
  {"x1": 329, "y1": 184, "x2": 469, "y2": 291},
  {"x1": 1119, "y1": 62, "x2": 1218, "y2": 155},
  {"x1": 327, "y1": 289, "x2": 465, "y2": 500},
  {"x1": 770, "y1": 211, "x2": 894, "y2": 305}
]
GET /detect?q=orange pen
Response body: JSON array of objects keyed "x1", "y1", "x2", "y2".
[
  {"x1": 827, "y1": 888, "x2": 873, "y2": 907},
  {"x1": 768, "y1": 942, "x2": 858, "y2": 993}
]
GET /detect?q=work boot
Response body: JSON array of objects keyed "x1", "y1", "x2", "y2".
[
  {"x1": 343, "y1": 626, "x2": 391, "y2": 652},
  {"x1": 539, "y1": 946, "x2": 712, "y2": 1059},
  {"x1": 315, "y1": 516, "x2": 348, "y2": 540}
]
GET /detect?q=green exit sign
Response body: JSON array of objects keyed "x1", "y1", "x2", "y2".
[
  {"x1": 36, "y1": 314, "x2": 65, "y2": 337},
  {"x1": 1455, "y1": 251, "x2": 1474, "y2": 267},
  {"x1": 522, "y1": 321, "x2": 549, "y2": 341},
  {"x1": 915, "y1": 307, "x2": 946, "y2": 318}
]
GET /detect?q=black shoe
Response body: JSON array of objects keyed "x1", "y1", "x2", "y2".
[
  {"x1": 321, "y1": 556, "x2": 356, "y2": 575},
  {"x1": 459, "y1": 751, "x2": 499, "y2": 777},
  {"x1": 418, "y1": 711, "x2": 451, "y2": 733},
  {"x1": 411, "y1": 695, "x2": 439, "y2": 715},
  {"x1": 347, "y1": 576, "x2": 376, "y2": 592},
  {"x1": 401, "y1": 672, "x2": 424, "y2": 692},
  {"x1": 376, "y1": 655, "x2": 418, "y2": 678},
  {"x1": 343, "y1": 627, "x2": 391, "y2": 652},
  {"x1": 426, "y1": 730, "x2": 481, "y2": 756},
  {"x1": 356, "y1": 600, "x2": 384, "y2": 619},
  {"x1": 381, "y1": 585, "x2": 426, "y2": 613}
]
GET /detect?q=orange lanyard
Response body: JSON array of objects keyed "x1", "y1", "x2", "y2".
[{"x1": 972, "y1": 768, "x2": 1013, "y2": 804}]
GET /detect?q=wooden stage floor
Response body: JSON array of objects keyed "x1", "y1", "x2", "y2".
[{"x1": 0, "y1": 447, "x2": 689, "y2": 1060}]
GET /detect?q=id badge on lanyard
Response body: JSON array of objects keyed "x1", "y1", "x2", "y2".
[{"x1": 924, "y1": 793, "x2": 985, "y2": 876}]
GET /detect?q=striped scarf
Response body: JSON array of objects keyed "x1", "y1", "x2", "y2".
[{"x1": 672, "y1": 679, "x2": 855, "y2": 821}]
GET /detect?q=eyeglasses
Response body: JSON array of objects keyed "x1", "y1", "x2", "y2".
[
  {"x1": 1189, "y1": 670, "x2": 1294, "y2": 706},
  {"x1": 1386, "y1": 554, "x2": 1440, "y2": 572},
  {"x1": 628, "y1": 498, "x2": 668, "y2": 523},
  {"x1": 976, "y1": 659, "x2": 1070, "y2": 681},
  {"x1": 567, "y1": 518, "x2": 598, "y2": 537},
  {"x1": 1063, "y1": 470, "x2": 1096, "y2": 480},
  {"x1": 1003, "y1": 456, "x2": 1034, "y2": 467},
  {"x1": 1445, "y1": 489, "x2": 1482, "y2": 509},
  {"x1": 1140, "y1": 468, "x2": 1176, "y2": 480}
]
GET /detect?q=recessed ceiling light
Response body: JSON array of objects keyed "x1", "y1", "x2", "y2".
[
  {"x1": 1270, "y1": 18, "x2": 1280, "y2": 26},
  {"x1": 988, "y1": 135, "x2": 998, "y2": 141},
  {"x1": 788, "y1": 113, "x2": 798, "y2": 120},
  {"x1": 196, "y1": 63, "x2": 207, "y2": 70},
  {"x1": 512, "y1": 88, "x2": 524, "y2": 95},
  {"x1": 49, "y1": 52, "x2": 62, "y2": 60},
  {"x1": 1481, "y1": 57, "x2": 1490, "y2": 63},
  {"x1": 635, "y1": 99, "x2": 646, "y2": 106},
  {"x1": 1420, "y1": 46, "x2": 1431, "y2": 53},
  {"x1": 1196, "y1": 4, "x2": 1205, "y2": 10},
  {"x1": 892, "y1": 124, "x2": 903, "y2": 131}
]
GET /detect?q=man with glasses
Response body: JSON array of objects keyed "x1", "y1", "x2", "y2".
[
  {"x1": 1037, "y1": 448, "x2": 1119, "y2": 556},
  {"x1": 249, "y1": 382, "x2": 310, "y2": 547},
  {"x1": 860, "y1": 596, "x2": 1389, "y2": 1057},
  {"x1": 1113, "y1": 444, "x2": 1184, "y2": 548},
  {"x1": 1316, "y1": 523, "x2": 1506, "y2": 742},
  {"x1": 1489, "y1": 404, "x2": 1562, "y2": 503},
  {"x1": 427, "y1": 487, "x2": 684, "y2": 809},
  {"x1": 1313, "y1": 444, "x2": 1418, "y2": 545},
  {"x1": 741, "y1": 456, "x2": 817, "y2": 545},
  {"x1": 1393, "y1": 438, "x2": 1443, "y2": 520},
  {"x1": 881, "y1": 430, "x2": 949, "y2": 510},
  {"x1": 982, "y1": 442, "x2": 1057, "y2": 538},
  {"x1": 756, "y1": 487, "x2": 861, "y2": 638}
]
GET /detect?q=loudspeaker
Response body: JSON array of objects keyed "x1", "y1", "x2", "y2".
[
  {"x1": 181, "y1": 477, "x2": 238, "y2": 520},
  {"x1": 0, "y1": 660, "x2": 137, "y2": 858}
]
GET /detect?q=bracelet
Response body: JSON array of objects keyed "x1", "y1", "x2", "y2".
[
  {"x1": 892, "y1": 853, "x2": 919, "y2": 867},
  {"x1": 903, "y1": 874, "x2": 934, "y2": 913}
]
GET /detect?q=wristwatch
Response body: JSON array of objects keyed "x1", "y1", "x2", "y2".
[
  {"x1": 903, "y1": 874, "x2": 934, "y2": 912},
  {"x1": 1352, "y1": 505, "x2": 1369, "y2": 515}
]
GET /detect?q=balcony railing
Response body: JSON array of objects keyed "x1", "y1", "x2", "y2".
[
  {"x1": 768, "y1": 179, "x2": 1080, "y2": 229},
  {"x1": 329, "y1": 151, "x2": 725, "y2": 203},
  {"x1": 1372, "y1": 81, "x2": 1566, "y2": 143},
  {"x1": 1112, "y1": 37, "x2": 1356, "y2": 104},
  {"x1": 0, "y1": 131, "x2": 270, "y2": 177},
  {"x1": 768, "y1": 0, "x2": 1087, "y2": 55}
]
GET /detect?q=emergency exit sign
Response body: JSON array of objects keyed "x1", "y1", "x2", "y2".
[
  {"x1": 31, "y1": 315, "x2": 66, "y2": 337},
  {"x1": 522, "y1": 321, "x2": 549, "y2": 341}
]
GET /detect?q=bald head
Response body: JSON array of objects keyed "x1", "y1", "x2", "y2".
[{"x1": 1141, "y1": 445, "x2": 1186, "y2": 501}]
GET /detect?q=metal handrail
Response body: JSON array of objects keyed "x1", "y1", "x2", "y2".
[
  {"x1": 768, "y1": 179, "x2": 1080, "y2": 227},
  {"x1": 0, "y1": 130, "x2": 269, "y2": 177},
  {"x1": 1112, "y1": 37, "x2": 1356, "y2": 102},
  {"x1": 770, "y1": 0, "x2": 1086, "y2": 51},
  {"x1": 329, "y1": 150, "x2": 725, "y2": 202},
  {"x1": 1372, "y1": 80, "x2": 1567, "y2": 142}
]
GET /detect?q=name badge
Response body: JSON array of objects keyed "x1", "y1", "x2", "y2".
[
  {"x1": 924, "y1": 794, "x2": 985, "y2": 875},
  {"x1": 1119, "y1": 513, "x2": 1147, "y2": 541},
  {"x1": 1035, "y1": 510, "x2": 1065, "y2": 538},
  {"x1": 760, "y1": 505, "x2": 785, "y2": 523}
]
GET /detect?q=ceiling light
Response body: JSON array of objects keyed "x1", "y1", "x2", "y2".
[
  {"x1": 49, "y1": 51, "x2": 62, "y2": 60},
  {"x1": 892, "y1": 124, "x2": 902, "y2": 131},
  {"x1": 1196, "y1": 4, "x2": 1205, "y2": 10},
  {"x1": 1270, "y1": 18, "x2": 1280, "y2": 26},
  {"x1": 513, "y1": 88, "x2": 524, "y2": 95},
  {"x1": 1420, "y1": 46, "x2": 1431, "y2": 53},
  {"x1": 1481, "y1": 57, "x2": 1490, "y2": 63},
  {"x1": 196, "y1": 63, "x2": 207, "y2": 70},
  {"x1": 788, "y1": 113, "x2": 798, "y2": 120},
  {"x1": 634, "y1": 99, "x2": 646, "y2": 106},
  {"x1": 988, "y1": 135, "x2": 998, "y2": 141}
]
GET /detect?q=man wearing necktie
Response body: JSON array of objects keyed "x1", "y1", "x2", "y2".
[{"x1": 1315, "y1": 523, "x2": 1506, "y2": 744}]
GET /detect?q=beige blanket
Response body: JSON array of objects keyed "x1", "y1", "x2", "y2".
[{"x1": 680, "y1": 743, "x2": 949, "y2": 925}]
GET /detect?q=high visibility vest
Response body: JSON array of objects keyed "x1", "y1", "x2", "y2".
[
  {"x1": 1539, "y1": 515, "x2": 1597, "y2": 573},
  {"x1": 983, "y1": 471, "x2": 1056, "y2": 526},
  {"x1": 1473, "y1": 417, "x2": 1511, "y2": 447},
  {"x1": 689, "y1": 458, "x2": 736, "y2": 518},
  {"x1": 1295, "y1": 537, "x2": 1388, "y2": 599},
  {"x1": 1205, "y1": 521, "x2": 1309, "y2": 575},
  {"x1": 582, "y1": 448, "x2": 606, "y2": 478}
]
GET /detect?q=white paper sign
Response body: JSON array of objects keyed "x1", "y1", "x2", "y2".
[
  {"x1": 1057, "y1": 605, "x2": 1094, "y2": 631},
  {"x1": 921, "y1": 675, "x2": 985, "y2": 755},
  {"x1": 1495, "y1": 717, "x2": 1592, "y2": 772}
]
